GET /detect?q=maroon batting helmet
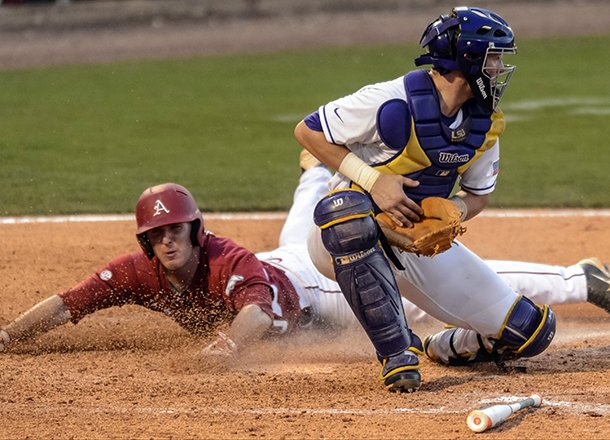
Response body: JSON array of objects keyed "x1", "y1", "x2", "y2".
[{"x1": 135, "y1": 183, "x2": 206, "y2": 258}]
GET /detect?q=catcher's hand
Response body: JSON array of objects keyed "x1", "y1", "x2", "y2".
[{"x1": 376, "y1": 197, "x2": 466, "y2": 257}]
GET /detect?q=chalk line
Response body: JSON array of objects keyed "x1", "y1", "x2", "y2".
[
  {"x1": 1, "y1": 209, "x2": 610, "y2": 225},
  {"x1": 8, "y1": 397, "x2": 608, "y2": 418}
]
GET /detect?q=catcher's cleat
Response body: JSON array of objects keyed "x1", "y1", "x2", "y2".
[
  {"x1": 299, "y1": 149, "x2": 322, "y2": 172},
  {"x1": 380, "y1": 350, "x2": 421, "y2": 393},
  {"x1": 579, "y1": 258, "x2": 610, "y2": 313}
]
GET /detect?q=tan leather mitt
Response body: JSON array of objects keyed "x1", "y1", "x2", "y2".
[{"x1": 376, "y1": 197, "x2": 466, "y2": 257}]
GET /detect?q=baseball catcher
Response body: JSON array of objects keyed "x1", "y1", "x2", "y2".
[{"x1": 296, "y1": 6, "x2": 558, "y2": 392}]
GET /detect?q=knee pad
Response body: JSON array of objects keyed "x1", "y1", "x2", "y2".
[
  {"x1": 313, "y1": 189, "x2": 378, "y2": 258},
  {"x1": 497, "y1": 296, "x2": 556, "y2": 358},
  {"x1": 313, "y1": 189, "x2": 412, "y2": 357}
]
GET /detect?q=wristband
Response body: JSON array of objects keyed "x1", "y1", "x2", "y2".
[
  {"x1": 449, "y1": 196, "x2": 468, "y2": 221},
  {"x1": 338, "y1": 152, "x2": 381, "y2": 192}
]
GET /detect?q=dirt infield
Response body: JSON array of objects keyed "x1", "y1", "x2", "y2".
[
  {"x1": 1, "y1": 2, "x2": 609, "y2": 438},
  {"x1": 1, "y1": 213, "x2": 609, "y2": 439}
]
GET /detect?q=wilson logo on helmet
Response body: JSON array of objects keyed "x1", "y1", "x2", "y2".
[{"x1": 153, "y1": 200, "x2": 170, "y2": 216}]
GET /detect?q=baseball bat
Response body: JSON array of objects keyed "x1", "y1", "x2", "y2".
[{"x1": 466, "y1": 393, "x2": 542, "y2": 433}]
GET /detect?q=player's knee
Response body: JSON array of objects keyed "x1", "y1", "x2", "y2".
[
  {"x1": 498, "y1": 296, "x2": 556, "y2": 358},
  {"x1": 313, "y1": 189, "x2": 377, "y2": 256}
]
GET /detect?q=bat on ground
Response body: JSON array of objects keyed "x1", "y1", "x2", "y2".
[{"x1": 466, "y1": 393, "x2": 542, "y2": 433}]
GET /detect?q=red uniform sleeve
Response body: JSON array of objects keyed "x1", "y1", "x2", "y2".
[
  {"x1": 205, "y1": 237, "x2": 275, "y2": 319},
  {"x1": 59, "y1": 252, "x2": 156, "y2": 324}
]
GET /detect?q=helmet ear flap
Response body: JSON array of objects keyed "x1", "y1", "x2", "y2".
[
  {"x1": 137, "y1": 233, "x2": 155, "y2": 259},
  {"x1": 190, "y1": 219, "x2": 203, "y2": 247}
]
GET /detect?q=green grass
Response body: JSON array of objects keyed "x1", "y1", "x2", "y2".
[{"x1": 1, "y1": 35, "x2": 609, "y2": 215}]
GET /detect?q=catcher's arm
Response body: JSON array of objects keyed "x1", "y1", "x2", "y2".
[
  {"x1": 294, "y1": 120, "x2": 423, "y2": 226},
  {"x1": 449, "y1": 190, "x2": 490, "y2": 221},
  {"x1": 1, "y1": 295, "x2": 71, "y2": 352}
]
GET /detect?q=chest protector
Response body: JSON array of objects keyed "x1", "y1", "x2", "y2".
[{"x1": 373, "y1": 70, "x2": 504, "y2": 203}]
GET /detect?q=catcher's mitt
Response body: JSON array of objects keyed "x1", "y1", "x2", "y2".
[{"x1": 376, "y1": 197, "x2": 466, "y2": 257}]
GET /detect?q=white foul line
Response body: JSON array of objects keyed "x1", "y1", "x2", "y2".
[
  {"x1": 1, "y1": 209, "x2": 610, "y2": 225},
  {"x1": 13, "y1": 398, "x2": 608, "y2": 417},
  {"x1": 479, "y1": 395, "x2": 610, "y2": 415}
]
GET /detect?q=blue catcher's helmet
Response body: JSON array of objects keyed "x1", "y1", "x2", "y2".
[{"x1": 414, "y1": 6, "x2": 517, "y2": 112}]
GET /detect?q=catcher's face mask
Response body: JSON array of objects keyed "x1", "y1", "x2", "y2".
[{"x1": 415, "y1": 6, "x2": 517, "y2": 112}]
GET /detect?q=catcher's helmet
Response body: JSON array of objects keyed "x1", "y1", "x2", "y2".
[
  {"x1": 414, "y1": 6, "x2": 516, "y2": 112},
  {"x1": 135, "y1": 183, "x2": 206, "y2": 259}
]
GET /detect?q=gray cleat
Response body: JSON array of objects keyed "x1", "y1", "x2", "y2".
[{"x1": 579, "y1": 258, "x2": 610, "y2": 313}]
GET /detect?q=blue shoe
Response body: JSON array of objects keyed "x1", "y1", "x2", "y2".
[{"x1": 380, "y1": 350, "x2": 420, "y2": 393}]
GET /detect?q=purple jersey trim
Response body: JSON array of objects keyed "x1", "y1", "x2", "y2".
[
  {"x1": 304, "y1": 111, "x2": 323, "y2": 132},
  {"x1": 321, "y1": 106, "x2": 336, "y2": 144},
  {"x1": 461, "y1": 181, "x2": 495, "y2": 192}
]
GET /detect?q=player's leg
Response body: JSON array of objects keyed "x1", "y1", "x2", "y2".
[
  {"x1": 488, "y1": 258, "x2": 609, "y2": 313},
  {"x1": 299, "y1": 255, "x2": 604, "y2": 332},
  {"x1": 310, "y1": 189, "x2": 421, "y2": 392},
  {"x1": 279, "y1": 165, "x2": 332, "y2": 247},
  {"x1": 487, "y1": 260, "x2": 587, "y2": 304},
  {"x1": 393, "y1": 243, "x2": 555, "y2": 366},
  {"x1": 423, "y1": 297, "x2": 555, "y2": 366}
]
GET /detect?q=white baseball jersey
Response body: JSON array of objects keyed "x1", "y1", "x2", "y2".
[{"x1": 317, "y1": 77, "x2": 500, "y2": 196}]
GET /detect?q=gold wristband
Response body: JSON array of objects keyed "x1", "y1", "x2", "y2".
[{"x1": 338, "y1": 152, "x2": 381, "y2": 192}]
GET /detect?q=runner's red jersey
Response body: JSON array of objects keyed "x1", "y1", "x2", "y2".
[{"x1": 59, "y1": 234, "x2": 302, "y2": 335}]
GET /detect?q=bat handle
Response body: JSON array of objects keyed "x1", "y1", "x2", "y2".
[{"x1": 520, "y1": 393, "x2": 543, "y2": 409}]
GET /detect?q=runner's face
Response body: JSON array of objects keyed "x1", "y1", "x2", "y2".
[{"x1": 147, "y1": 222, "x2": 194, "y2": 271}]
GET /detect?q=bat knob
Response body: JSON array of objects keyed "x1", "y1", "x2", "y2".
[
  {"x1": 529, "y1": 393, "x2": 543, "y2": 407},
  {"x1": 467, "y1": 410, "x2": 492, "y2": 433}
]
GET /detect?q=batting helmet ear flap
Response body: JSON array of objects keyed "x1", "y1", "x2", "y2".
[
  {"x1": 138, "y1": 234, "x2": 155, "y2": 259},
  {"x1": 190, "y1": 218, "x2": 206, "y2": 248}
]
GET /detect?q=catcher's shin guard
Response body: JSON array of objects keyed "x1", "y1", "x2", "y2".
[
  {"x1": 314, "y1": 190, "x2": 417, "y2": 362},
  {"x1": 495, "y1": 296, "x2": 556, "y2": 359},
  {"x1": 424, "y1": 296, "x2": 556, "y2": 367}
]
